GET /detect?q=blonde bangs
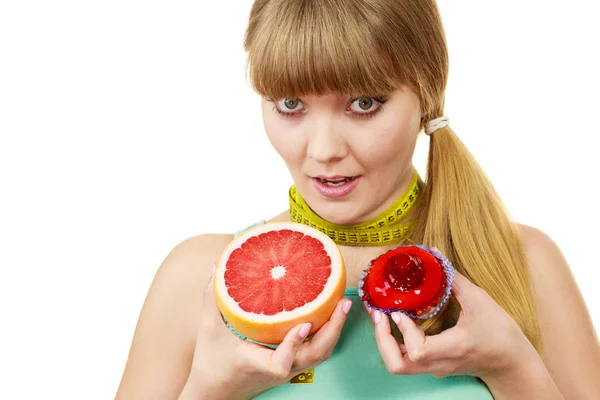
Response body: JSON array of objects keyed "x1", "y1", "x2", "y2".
[{"x1": 243, "y1": 0, "x2": 410, "y2": 99}]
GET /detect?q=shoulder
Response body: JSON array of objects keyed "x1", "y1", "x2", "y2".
[
  {"x1": 516, "y1": 223, "x2": 558, "y2": 258},
  {"x1": 148, "y1": 233, "x2": 235, "y2": 301},
  {"x1": 514, "y1": 222, "x2": 575, "y2": 309},
  {"x1": 514, "y1": 223, "x2": 576, "y2": 290},
  {"x1": 515, "y1": 223, "x2": 600, "y2": 398},
  {"x1": 515, "y1": 223, "x2": 561, "y2": 274},
  {"x1": 142, "y1": 232, "x2": 235, "y2": 332},
  {"x1": 159, "y1": 233, "x2": 234, "y2": 279},
  {"x1": 116, "y1": 232, "x2": 234, "y2": 399}
]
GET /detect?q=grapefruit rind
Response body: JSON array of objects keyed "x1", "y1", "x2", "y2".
[
  {"x1": 214, "y1": 222, "x2": 346, "y2": 345},
  {"x1": 358, "y1": 244, "x2": 454, "y2": 320}
]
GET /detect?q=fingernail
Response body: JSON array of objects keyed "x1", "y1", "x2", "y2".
[
  {"x1": 372, "y1": 310, "x2": 382, "y2": 324},
  {"x1": 363, "y1": 303, "x2": 372, "y2": 314},
  {"x1": 299, "y1": 323, "x2": 312, "y2": 339},
  {"x1": 342, "y1": 300, "x2": 352, "y2": 315},
  {"x1": 211, "y1": 263, "x2": 216, "y2": 275},
  {"x1": 391, "y1": 312, "x2": 401, "y2": 324}
]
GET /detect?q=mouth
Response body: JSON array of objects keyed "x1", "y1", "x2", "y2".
[
  {"x1": 316, "y1": 176, "x2": 358, "y2": 187},
  {"x1": 311, "y1": 175, "x2": 361, "y2": 198}
]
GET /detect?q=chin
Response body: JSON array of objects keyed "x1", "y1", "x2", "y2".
[{"x1": 311, "y1": 202, "x2": 364, "y2": 226}]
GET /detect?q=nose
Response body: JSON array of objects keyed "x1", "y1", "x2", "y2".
[{"x1": 306, "y1": 117, "x2": 348, "y2": 163}]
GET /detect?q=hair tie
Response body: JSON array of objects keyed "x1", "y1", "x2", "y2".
[{"x1": 425, "y1": 116, "x2": 449, "y2": 135}]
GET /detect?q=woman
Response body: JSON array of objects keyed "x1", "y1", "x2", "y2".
[{"x1": 116, "y1": 0, "x2": 600, "y2": 398}]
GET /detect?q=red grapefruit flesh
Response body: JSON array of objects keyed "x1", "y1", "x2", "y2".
[{"x1": 214, "y1": 222, "x2": 346, "y2": 344}]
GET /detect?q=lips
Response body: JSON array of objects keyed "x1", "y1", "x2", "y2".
[{"x1": 311, "y1": 175, "x2": 361, "y2": 197}]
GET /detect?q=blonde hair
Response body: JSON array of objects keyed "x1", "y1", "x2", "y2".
[{"x1": 243, "y1": 0, "x2": 542, "y2": 352}]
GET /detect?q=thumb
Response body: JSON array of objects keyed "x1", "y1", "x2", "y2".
[
  {"x1": 451, "y1": 270, "x2": 480, "y2": 311},
  {"x1": 429, "y1": 247, "x2": 474, "y2": 309},
  {"x1": 201, "y1": 263, "x2": 224, "y2": 322},
  {"x1": 268, "y1": 322, "x2": 312, "y2": 378}
]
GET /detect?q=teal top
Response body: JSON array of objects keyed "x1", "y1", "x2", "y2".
[{"x1": 229, "y1": 221, "x2": 493, "y2": 399}]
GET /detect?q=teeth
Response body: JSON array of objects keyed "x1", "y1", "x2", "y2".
[
  {"x1": 319, "y1": 177, "x2": 355, "y2": 186},
  {"x1": 324, "y1": 181, "x2": 346, "y2": 187}
]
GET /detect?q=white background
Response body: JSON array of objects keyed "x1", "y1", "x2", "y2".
[{"x1": 1, "y1": 1, "x2": 598, "y2": 399}]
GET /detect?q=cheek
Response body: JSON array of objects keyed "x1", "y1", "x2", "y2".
[
  {"x1": 352, "y1": 118, "x2": 418, "y2": 167},
  {"x1": 383, "y1": 118, "x2": 418, "y2": 150},
  {"x1": 262, "y1": 112, "x2": 305, "y2": 163}
]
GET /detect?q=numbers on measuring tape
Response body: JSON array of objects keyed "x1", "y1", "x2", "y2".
[{"x1": 290, "y1": 368, "x2": 314, "y2": 384}]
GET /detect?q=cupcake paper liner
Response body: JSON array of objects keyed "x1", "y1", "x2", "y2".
[{"x1": 357, "y1": 244, "x2": 455, "y2": 320}]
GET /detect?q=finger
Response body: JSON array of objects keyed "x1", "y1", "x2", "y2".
[
  {"x1": 451, "y1": 270, "x2": 480, "y2": 311},
  {"x1": 267, "y1": 322, "x2": 312, "y2": 378},
  {"x1": 372, "y1": 310, "x2": 404, "y2": 365},
  {"x1": 390, "y1": 312, "x2": 429, "y2": 362},
  {"x1": 201, "y1": 263, "x2": 222, "y2": 321},
  {"x1": 399, "y1": 343, "x2": 407, "y2": 355},
  {"x1": 392, "y1": 312, "x2": 460, "y2": 362},
  {"x1": 293, "y1": 298, "x2": 352, "y2": 368},
  {"x1": 372, "y1": 310, "x2": 431, "y2": 375},
  {"x1": 201, "y1": 264, "x2": 246, "y2": 341}
]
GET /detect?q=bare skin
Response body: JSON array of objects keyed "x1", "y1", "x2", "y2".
[
  {"x1": 115, "y1": 207, "x2": 600, "y2": 399},
  {"x1": 116, "y1": 90, "x2": 599, "y2": 399}
]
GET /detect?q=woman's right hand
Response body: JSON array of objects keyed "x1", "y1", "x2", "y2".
[{"x1": 180, "y1": 269, "x2": 353, "y2": 400}]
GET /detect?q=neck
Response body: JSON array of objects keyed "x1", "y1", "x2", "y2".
[{"x1": 286, "y1": 169, "x2": 423, "y2": 247}]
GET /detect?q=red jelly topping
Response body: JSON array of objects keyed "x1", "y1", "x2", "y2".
[
  {"x1": 384, "y1": 254, "x2": 424, "y2": 291},
  {"x1": 361, "y1": 246, "x2": 447, "y2": 315}
]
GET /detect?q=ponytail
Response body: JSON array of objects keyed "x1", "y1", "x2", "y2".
[{"x1": 409, "y1": 126, "x2": 543, "y2": 353}]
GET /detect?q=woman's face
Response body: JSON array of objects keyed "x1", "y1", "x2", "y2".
[{"x1": 261, "y1": 86, "x2": 422, "y2": 225}]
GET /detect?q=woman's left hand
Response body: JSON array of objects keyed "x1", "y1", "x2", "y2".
[{"x1": 367, "y1": 269, "x2": 538, "y2": 380}]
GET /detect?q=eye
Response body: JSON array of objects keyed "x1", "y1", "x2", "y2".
[
  {"x1": 349, "y1": 97, "x2": 383, "y2": 113},
  {"x1": 275, "y1": 98, "x2": 304, "y2": 113}
]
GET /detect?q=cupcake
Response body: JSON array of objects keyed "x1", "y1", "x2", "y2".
[{"x1": 358, "y1": 245, "x2": 454, "y2": 319}]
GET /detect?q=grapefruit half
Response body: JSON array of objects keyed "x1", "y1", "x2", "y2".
[{"x1": 214, "y1": 222, "x2": 346, "y2": 345}]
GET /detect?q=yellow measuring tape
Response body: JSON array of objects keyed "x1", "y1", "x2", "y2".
[
  {"x1": 289, "y1": 171, "x2": 422, "y2": 246},
  {"x1": 290, "y1": 368, "x2": 314, "y2": 384}
]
